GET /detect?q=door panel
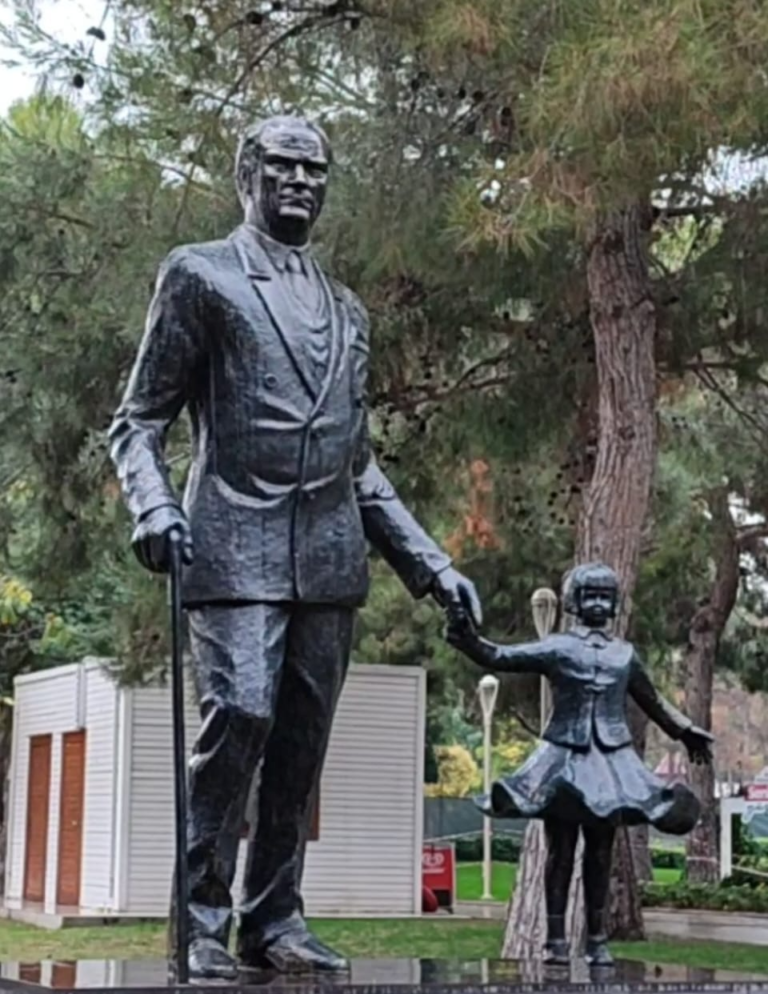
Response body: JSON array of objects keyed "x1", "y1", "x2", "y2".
[
  {"x1": 23, "y1": 735, "x2": 52, "y2": 903},
  {"x1": 56, "y1": 730, "x2": 86, "y2": 907},
  {"x1": 51, "y1": 962, "x2": 77, "y2": 988}
]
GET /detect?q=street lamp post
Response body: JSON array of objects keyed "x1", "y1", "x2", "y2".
[
  {"x1": 530, "y1": 588, "x2": 558, "y2": 730},
  {"x1": 479, "y1": 673, "x2": 500, "y2": 901}
]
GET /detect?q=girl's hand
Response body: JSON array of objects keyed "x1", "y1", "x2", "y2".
[
  {"x1": 444, "y1": 604, "x2": 478, "y2": 652},
  {"x1": 682, "y1": 726, "x2": 714, "y2": 765}
]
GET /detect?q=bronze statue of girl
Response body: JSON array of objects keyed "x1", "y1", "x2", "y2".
[{"x1": 447, "y1": 562, "x2": 713, "y2": 967}]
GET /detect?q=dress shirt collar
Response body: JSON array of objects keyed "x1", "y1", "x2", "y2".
[
  {"x1": 246, "y1": 224, "x2": 311, "y2": 274},
  {"x1": 570, "y1": 624, "x2": 613, "y2": 642}
]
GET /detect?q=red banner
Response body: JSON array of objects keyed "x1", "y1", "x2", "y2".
[
  {"x1": 422, "y1": 843, "x2": 455, "y2": 910},
  {"x1": 746, "y1": 782, "x2": 768, "y2": 803}
]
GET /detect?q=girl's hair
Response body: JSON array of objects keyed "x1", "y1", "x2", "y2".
[{"x1": 562, "y1": 562, "x2": 619, "y2": 616}]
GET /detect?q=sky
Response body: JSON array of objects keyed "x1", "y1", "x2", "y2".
[
  {"x1": 0, "y1": 0, "x2": 765, "y2": 194},
  {"x1": 0, "y1": 0, "x2": 105, "y2": 114}
]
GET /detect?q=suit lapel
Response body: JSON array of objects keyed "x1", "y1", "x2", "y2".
[
  {"x1": 311, "y1": 267, "x2": 345, "y2": 414},
  {"x1": 231, "y1": 225, "x2": 317, "y2": 401}
]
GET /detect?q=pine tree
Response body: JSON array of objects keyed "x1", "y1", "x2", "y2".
[
  {"x1": 368, "y1": 0, "x2": 768, "y2": 944},
  {"x1": 6, "y1": 0, "x2": 768, "y2": 944}
]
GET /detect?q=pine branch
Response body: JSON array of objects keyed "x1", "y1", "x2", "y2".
[
  {"x1": 736, "y1": 523, "x2": 768, "y2": 546},
  {"x1": 509, "y1": 709, "x2": 540, "y2": 741},
  {"x1": 373, "y1": 345, "x2": 517, "y2": 414},
  {"x1": 652, "y1": 204, "x2": 718, "y2": 220},
  {"x1": 735, "y1": 608, "x2": 768, "y2": 631},
  {"x1": 171, "y1": 12, "x2": 349, "y2": 234},
  {"x1": 692, "y1": 366, "x2": 766, "y2": 439},
  {"x1": 304, "y1": 64, "x2": 376, "y2": 109}
]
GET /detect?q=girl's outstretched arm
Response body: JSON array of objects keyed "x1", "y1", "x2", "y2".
[{"x1": 446, "y1": 609, "x2": 559, "y2": 675}]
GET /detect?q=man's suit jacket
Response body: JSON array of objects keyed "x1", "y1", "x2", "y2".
[
  {"x1": 486, "y1": 627, "x2": 692, "y2": 751},
  {"x1": 109, "y1": 224, "x2": 451, "y2": 605}
]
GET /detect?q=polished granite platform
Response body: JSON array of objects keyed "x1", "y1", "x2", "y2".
[{"x1": 2, "y1": 959, "x2": 768, "y2": 994}]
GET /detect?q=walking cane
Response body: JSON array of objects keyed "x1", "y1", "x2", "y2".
[{"x1": 169, "y1": 529, "x2": 190, "y2": 984}]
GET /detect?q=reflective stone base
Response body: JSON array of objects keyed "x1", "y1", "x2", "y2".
[{"x1": 2, "y1": 958, "x2": 767, "y2": 993}]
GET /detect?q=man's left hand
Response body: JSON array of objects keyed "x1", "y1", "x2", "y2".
[{"x1": 431, "y1": 567, "x2": 482, "y2": 629}]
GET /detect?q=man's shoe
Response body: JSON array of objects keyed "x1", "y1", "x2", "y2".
[
  {"x1": 585, "y1": 935, "x2": 614, "y2": 967},
  {"x1": 543, "y1": 939, "x2": 570, "y2": 965},
  {"x1": 186, "y1": 938, "x2": 239, "y2": 981},
  {"x1": 242, "y1": 930, "x2": 349, "y2": 973},
  {"x1": 544, "y1": 914, "x2": 569, "y2": 965}
]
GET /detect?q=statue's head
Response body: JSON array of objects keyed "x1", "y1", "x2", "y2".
[
  {"x1": 562, "y1": 562, "x2": 619, "y2": 628},
  {"x1": 235, "y1": 115, "x2": 331, "y2": 246}
]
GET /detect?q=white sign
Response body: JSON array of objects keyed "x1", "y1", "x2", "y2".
[{"x1": 743, "y1": 769, "x2": 768, "y2": 823}]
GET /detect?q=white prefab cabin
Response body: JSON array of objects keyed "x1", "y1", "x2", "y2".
[{"x1": 4, "y1": 659, "x2": 425, "y2": 923}]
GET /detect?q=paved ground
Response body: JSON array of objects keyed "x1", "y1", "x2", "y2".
[
  {"x1": 454, "y1": 901, "x2": 506, "y2": 920},
  {"x1": 645, "y1": 908, "x2": 768, "y2": 946},
  {"x1": 454, "y1": 901, "x2": 768, "y2": 946}
]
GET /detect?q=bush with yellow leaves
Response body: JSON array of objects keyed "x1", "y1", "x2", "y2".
[{"x1": 424, "y1": 744, "x2": 481, "y2": 798}]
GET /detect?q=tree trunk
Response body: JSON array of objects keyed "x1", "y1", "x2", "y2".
[
  {"x1": 502, "y1": 821, "x2": 585, "y2": 957},
  {"x1": 502, "y1": 820, "x2": 547, "y2": 958},
  {"x1": 627, "y1": 701, "x2": 652, "y2": 884},
  {"x1": 577, "y1": 203, "x2": 657, "y2": 629},
  {"x1": 684, "y1": 489, "x2": 739, "y2": 884},
  {"x1": 627, "y1": 693, "x2": 653, "y2": 883},
  {"x1": 578, "y1": 202, "x2": 658, "y2": 940},
  {"x1": 502, "y1": 202, "x2": 658, "y2": 955}
]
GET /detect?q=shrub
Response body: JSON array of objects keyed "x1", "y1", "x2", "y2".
[
  {"x1": 455, "y1": 837, "x2": 482, "y2": 862},
  {"x1": 642, "y1": 880, "x2": 768, "y2": 913},
  {"x1": 650, "y1": 846, "x2": 685, "y2": 870},
  {"x1": 423, "y1": 745, "x2": 480, "y2": 798},
  {"x1": 454, "y1": 835, "x2": 521, "y2": 863},
  {"x1": 494, "y1": 836, "x2": 521, "y2": 863}
]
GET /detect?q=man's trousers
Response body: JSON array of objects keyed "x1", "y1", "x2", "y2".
[{"x1": 181, "y1": 601, "x2": 354, "y2": 955}]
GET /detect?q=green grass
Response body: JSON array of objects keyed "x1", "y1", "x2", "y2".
[
  {"x1": 653, "y1": 867, "x2": 683, "y2": 885},
  {"x1": 0, "y1": 919, "x2": 501, "y2": 962},
  {"x1": 0, "y1": 920, "x2": 166, "y2": 961},
  {"x1": 3, "y1": 919, "x2": 768, "y2": 974},
  {"x1": 455, "y1": 863, "x2": 681, "y2": 902},
  {"x1": 613, "y1": 939, "x2": 768, "y2": 975},
  {"x1": 0, "y1": 866, "x2": 682, "y2": 959},
  {"x1": 456, "y1": 862, "x2": 517, "y2": 902},
  {"x1": 313, "y1": 920, "x2": 503, "y2": 960}
]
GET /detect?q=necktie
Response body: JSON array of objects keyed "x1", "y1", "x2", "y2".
[
  {"x1": 283, "y1": 250, "x2": 329, "y2": 381},
  {"x1": 285, "y1": 250, "x2": 305, "y2": 276},
  {"x1": 285, "y1": 250, "x2": 325, "y2": 321}
]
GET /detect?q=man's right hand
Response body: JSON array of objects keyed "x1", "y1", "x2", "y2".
[{"x1": 131, "y1": 505, "x2": 194, "y2": 574}]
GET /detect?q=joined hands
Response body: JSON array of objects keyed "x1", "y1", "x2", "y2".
[{"x1": 681, "y1": 726, "x2": 714, "y2": 765}]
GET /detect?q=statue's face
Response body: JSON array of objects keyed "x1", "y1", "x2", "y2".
[
  {"x1": 249, "y1": 121, "x2": 329, "y2": 244},
  {"x1": 578, "y1": 584, "x2": 617, "y2": 627}
]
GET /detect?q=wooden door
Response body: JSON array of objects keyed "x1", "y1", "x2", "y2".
[
  {"x1": 51, "y1": 962, "x2": 77, "y2": 988},
  {"x1": 23, "y1": 735, "x2": 52, "y2": 903},
  {"x1": 18, "y1": 963, "x2": 42, "y2": 984},
  {"x1": 56, "y1": 730, "x2": 86, "y2": 907}
]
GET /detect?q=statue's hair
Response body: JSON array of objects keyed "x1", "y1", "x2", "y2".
[
  {"x1": 562, "y1": 562, "x2": 619, "y2": 616},
  {"x1": 234, "y1": 115, "x2": 332, "y2": 204}
]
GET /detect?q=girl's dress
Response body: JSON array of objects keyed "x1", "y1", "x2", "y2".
[{"x1": 476, "y1": 626, "x2": 700, "y2": 833}]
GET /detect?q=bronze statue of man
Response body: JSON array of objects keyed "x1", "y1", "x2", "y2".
[{"x1": 109, "y1": 116, "x2": 481, "y2": 981}]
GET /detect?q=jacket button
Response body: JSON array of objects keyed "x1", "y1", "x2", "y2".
[{"x1": 264, "y1": 373, "x2": 278, "y2": 388}]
